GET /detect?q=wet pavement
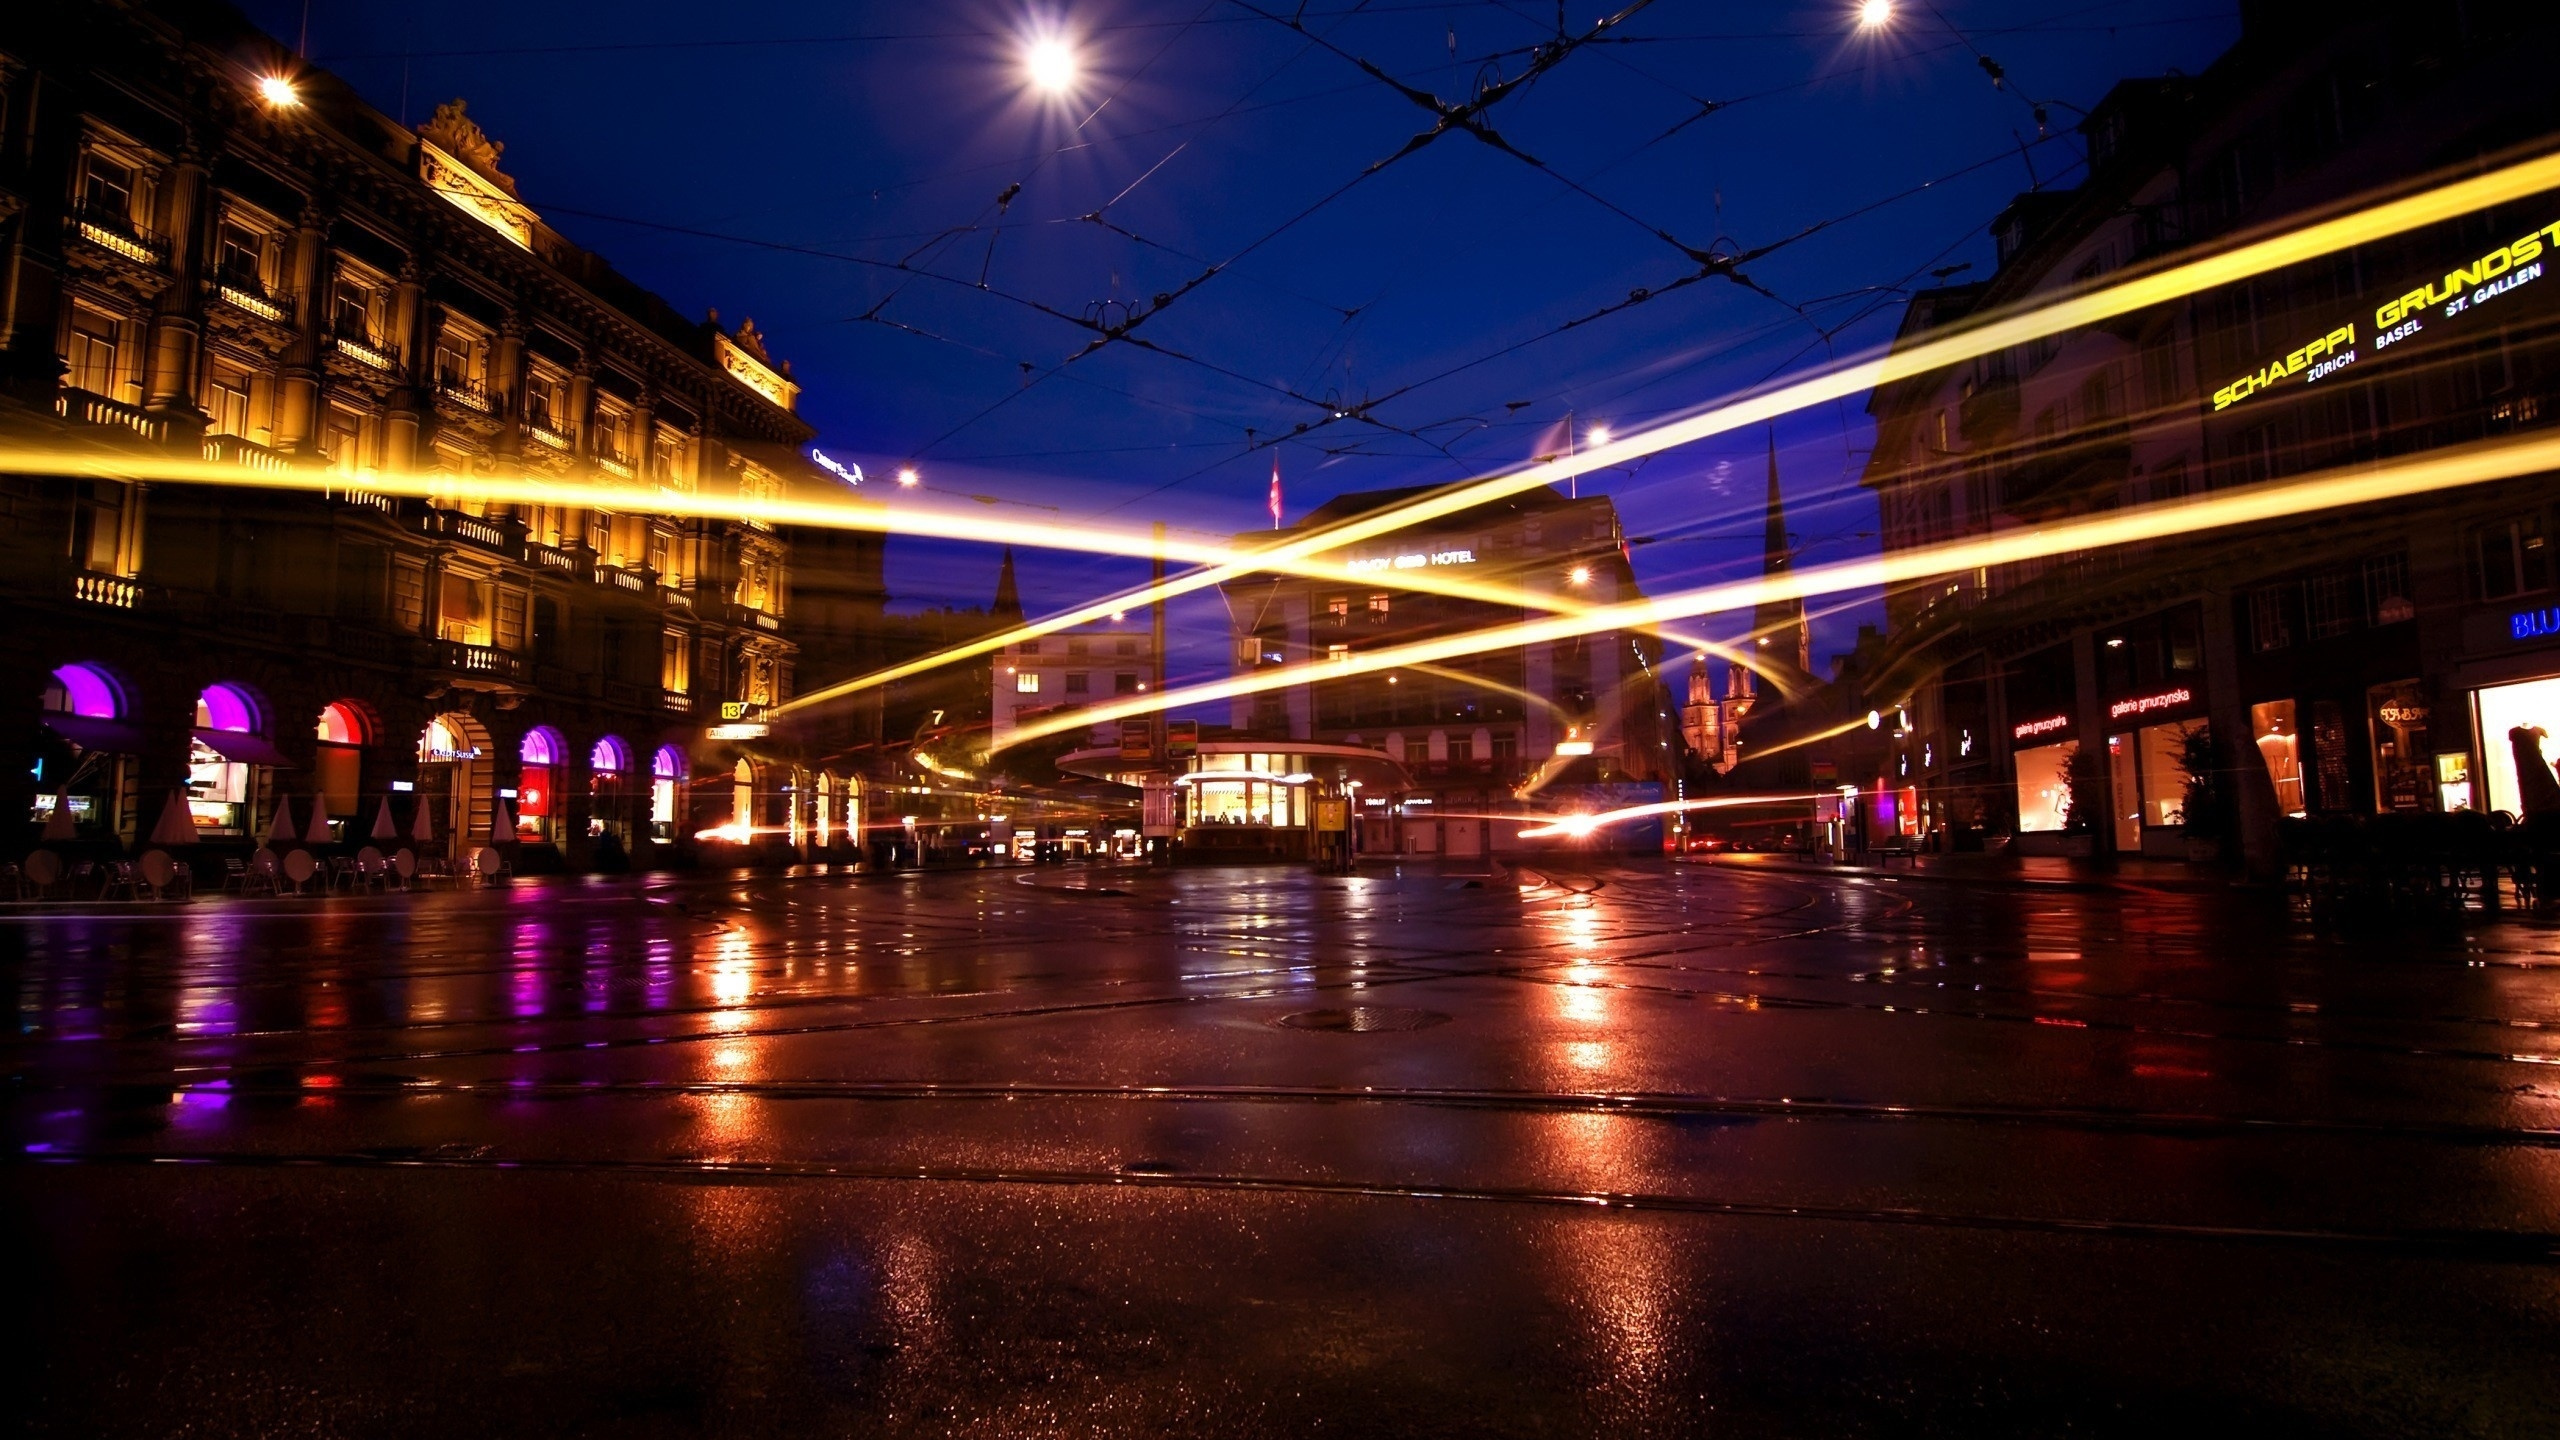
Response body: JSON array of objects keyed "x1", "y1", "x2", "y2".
[{"x1": 7, "y1": 859, "x2": 2560, "y2": 1437}]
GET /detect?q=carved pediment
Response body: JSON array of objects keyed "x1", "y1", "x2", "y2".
[{"x1": 419, "y1": 98, "x2": 518, "y2": 198}]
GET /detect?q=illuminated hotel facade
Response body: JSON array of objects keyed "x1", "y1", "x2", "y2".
[
  {"x1": 0, "y1": 1, "x2": 878, "y2": 865},
  {"x1": 1219, "y1": 484, "x2": 1677, "y2": 857},
  {"x1": 1859, "y1": 0, "x2": 2560, "y2": 855}
]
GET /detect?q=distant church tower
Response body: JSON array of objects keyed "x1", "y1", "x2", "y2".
[{"x1": 1681, "y1": 433, "x2": 1809, "y2": 775}]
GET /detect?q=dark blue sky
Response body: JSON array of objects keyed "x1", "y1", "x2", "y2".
[{"x1": 257, "y1": 0, "x2": 2239, "y2": 686}]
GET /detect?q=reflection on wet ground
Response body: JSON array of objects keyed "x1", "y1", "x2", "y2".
[{"x1": 7, "y1": 861, "x2": 2560, "y2": 1436}]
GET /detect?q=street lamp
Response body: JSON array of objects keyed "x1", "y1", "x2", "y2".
[
  {"x1": 1856, "y1": 0, "x2": 1894, "y2": 29},
  {"x1": 1025, "y1": 37, "x2": 1079, "y2": 94},
  {"x1": 897, "y1": 466, "x2": 921, "y2": 488},
  {"x1": 1567, "y1": 565, "x2": 1593, "y2": 586},
  {"x1": 1586, "y1": 424, "x2": 1611, "y2": 448},
  {"x1": 256, "y1": 75, "x2": 300, "y2": 107}
]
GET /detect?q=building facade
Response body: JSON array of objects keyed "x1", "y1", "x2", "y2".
[
  {"x1": 2, "y1": 0, "x2": 879, "y2": 867},
  {"x1": 1857, "y1": 0, "x2": 2560, "y2": 856},
  {"x1": 1220, "y1": 483, "x2": 1676, "y2": 856}
]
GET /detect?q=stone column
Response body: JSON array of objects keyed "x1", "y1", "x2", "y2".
[
  {"x1": 274, "y1": 202, "x2": 329, "y2": 455},
  {"x1": 2202, "y1": 585, "x2": 2278, "y2": 880},
  {"x1": 2071, "y1": 627, "x2": 2110, "y2": 860},
  {"x1": 143, "y1": 143, "x2": 209, "y2": 436},
  {"x1": 567, "y1": 358, "x2": 595, "y2": 462},
  {"x1": 384, "y1": 259, "x2": 427, "y2": 469},
  {"x1": 489, "y1": 312, "x2": 525, "y2": 460}
]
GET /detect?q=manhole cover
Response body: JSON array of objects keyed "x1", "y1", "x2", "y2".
[{"x1": 1272, "y1": 1005, "x2": 1450, "y2": 1033}]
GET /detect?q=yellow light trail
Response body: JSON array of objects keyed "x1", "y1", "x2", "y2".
[
  {"x1": 792, "y1": 145, "x2": 2560, "y2": 712},
  {"x1": 998, "y1": 425, "x2": 2560, "y2": 750},
  {"x1": 0, "y1": 442, "x2": 1785, "y2": 703}
]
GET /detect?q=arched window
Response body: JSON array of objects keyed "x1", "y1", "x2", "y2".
[
  {"x1": 195, "y1": 683, "x2": 262, "y2": 734},
  {"x1": 312, "y1": 702, "x2": 370, "y2": 818},
  {"x1": 733, "y1": 759, "x2": 754, "y2": 831},
  {"x1": 649, "y1": 745, "x2": 687, "y2": 840},
  {"x1": 315, "y1": 702, "x2": 369, "y2": 745},
  {"x1": 520, "y1": 727, "x2": 562, "y2": 766},
  {"x1": 46, "y1": 663, "x2": 124, "y2": 718},
  {"x1": 421, "y1": 717, "x2": 462, "y2": 762},
  {"x1": 591, "y1": 735, "x2": 629, "y2": 774},
  {"x1": 815, "y1": 772, "x2": 833, "y2": 846},
  {"x1": 518, "y1": 727, "x2": 565, "y2": 839}
]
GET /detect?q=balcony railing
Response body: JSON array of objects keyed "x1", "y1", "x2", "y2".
[
  {"x1": 600, "y1": 566, "x2": 650, "y2": 594},
  {"x1": 331, "y1": 328, "x2": 399, "y2": 372},
  {"x1": 56, "y1": 387, "x2": 166, "y2": 443},
  {"x1": 436, "y1": 376, "x2": 492, "y2": 412},
  {"x1": 663, "y1": 690, "x2": 694, "y2": 713},
  {"x1": 72, "y1": 572, "x2": 140, "y2": 608},
  {"x1": 420, "y1": 507, "x2": 519, "y2": 556},
  {"x1": 593, "y1": 451, "x2": 636, "y2": 479},
  {"x1": 204, "y1": 433, "x2": 292, "y2": 472},
  {"x1": 525, "y1": 422, "x2": 573, "y2": 451},
  {"x1": 67, "y1": 199, "x2": 167, "y2": 264},
  {"x1": 528, "y1": 543, "x2": 587, "y2": 579},
  {"x1": 215, "y1": 276, "x2": 291, "y2": 322},
  {"x1": 432, "y1": 640, "x2": 524, "y2": 682}
]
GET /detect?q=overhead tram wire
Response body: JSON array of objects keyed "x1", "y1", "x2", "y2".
[
  {"x1": 778, "y1": 144, "x2": 2560, "y2": 723},
  {"x1": 1085, "y1": 130, "x2": 2078, "y2": 517}
]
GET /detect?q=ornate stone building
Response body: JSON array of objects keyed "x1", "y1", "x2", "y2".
[{"x1": 0, "y1": 0, "x2": 885, "y2": 867}]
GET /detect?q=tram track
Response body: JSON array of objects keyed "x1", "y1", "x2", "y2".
[{"x1": 15, "y1": 1145, "x2": 2559, "y2": 1264}]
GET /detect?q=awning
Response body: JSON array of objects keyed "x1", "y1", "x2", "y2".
[
  {"x1": 42, "y1": 713, "x2": 147, "y2": 754},
  {"x1": 192, "y1": 727, "x2": 300, "y2": 768}
]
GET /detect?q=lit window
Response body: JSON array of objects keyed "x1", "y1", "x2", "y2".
[{"x1": 1016, "y1": 672, "x2": 1041, "y2": 693}]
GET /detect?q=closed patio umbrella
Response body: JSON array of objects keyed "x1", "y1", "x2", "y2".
[
  {"x1": 490, "y1": 798, "x2": 516, "y2": 845},
  {"x1": 410, "y1": 797, "x2": 435, "y2": 844},
  {"x1": 148, "y1": 790, "x2": 197, "y2": 847},
  {"x1": 303, "y1": 793, "x2": 334, "y2": 846},
  {"x1": 40, "y1": 794, "x2": 76, "y2": 843},
  {"x1": 369, "y1": 798, "x2": 399, "y2": 841},
  {"x1": 263, "y1": 796, "x2": 297, "y2": 846}
]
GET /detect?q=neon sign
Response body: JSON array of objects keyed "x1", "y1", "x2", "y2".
[
  {"x1": 2108, "y1": 687, "x2": 2194, "y2": 721},
  {"x1": 811, "y1": 449, "x2": 863, "y2": 486},
  {"x1": 1346, "y1": 548, "x2": 1476, "y2": 573},
  {"x1": 2509, "y1": 605, "x2": 2560, "y2": 641},
  {"x1": 2012, "y1": 714, "x2": 2070, "y2": 741},
  {"x1": 2214, "y1": 216, "x2": 2560, "y2": 412}
]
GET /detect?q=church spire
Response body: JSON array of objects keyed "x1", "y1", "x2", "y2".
[
  {"x1": 1749, "y1": 428, "x2": 1813, "y2": 686},
  {"x1": 991, "y1": 546, "x2": 1022, "y2": 623}
]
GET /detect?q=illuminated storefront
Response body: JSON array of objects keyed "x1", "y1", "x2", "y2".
[
  {"x1": 517, "y1": 728, "x2": 564, "y2": 842},
  {"x1": 650, "y1": 745, "x2": 687, "y2": 842},
  {"x1": 33, "y1": 663, "x2": 139, "y2": 841},
  {"x1": 188, "y1": 683, "x2": 289, "y2": 835},
  {"x1": 1058, "y1": 740, "x2": 1411, "y2": 860},
  {"x1": 2473, "y1": 676, "x2": 2560, "y2": 815},
  {"x1": 589, "y1": 736, "x2": 632, "y2": 846}
]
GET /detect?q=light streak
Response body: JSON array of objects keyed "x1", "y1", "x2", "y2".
[
  {"x1": 997, "y1": 426, "x2": 2560, "y2": 750},
  {"x1": 1518, "y1": 792, "x2": 1839, "y2": 839},
  {"x1": 794, "y1": 145, "x2": 2560, "y2": 713}
]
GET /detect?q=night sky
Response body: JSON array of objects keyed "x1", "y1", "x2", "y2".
[{"x1": 248, "y1": 0, "x2": 2241, "y2": 689}]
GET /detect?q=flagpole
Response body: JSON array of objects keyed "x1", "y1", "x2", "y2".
[{"x1": 1568, "y1": 410, "x2": 1576, "y2": 500}]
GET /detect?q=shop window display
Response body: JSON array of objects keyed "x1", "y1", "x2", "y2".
[
  {"x1": 2366, "y1": 681, "x2": 2433, "y2": 812},
  {"x1": 2014, "y1": 742, "x2": 2073, "y2": 832},
  {"x1": 2251, "y1": 700, "x2": 2307, "y2": 818}
]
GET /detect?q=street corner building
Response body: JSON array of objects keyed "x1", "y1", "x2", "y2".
[
  {"x1": 1186, "y1": 483, "x2": 1681, "y2": 859},
  {"x1": 0, "y1": 0, "x2": 893, "y2": 872},
  {"x1": 1852, "y1": 1, "x2": 2560, "y2": 860}
]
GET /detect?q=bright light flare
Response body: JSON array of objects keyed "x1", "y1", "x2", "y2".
[
  {"x1": 1567, "y1": 566, "x2": 1593, "y2": 586},
  {"x1": 1856, "y1": 0, "x2": 1894, "y2": 29},
  {"x1": 256, "y1": 75, "x2": 300, "y2": 107},
  {"x1": 1586, "y1": 425, "x2": 1611, "y2": 447},
  {"x1": 1025, "y1": 38, "x2": 1079, "y2": 94},
  {"x1": 896, "y1": 466, "x2": 921, "y2": 487}
]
